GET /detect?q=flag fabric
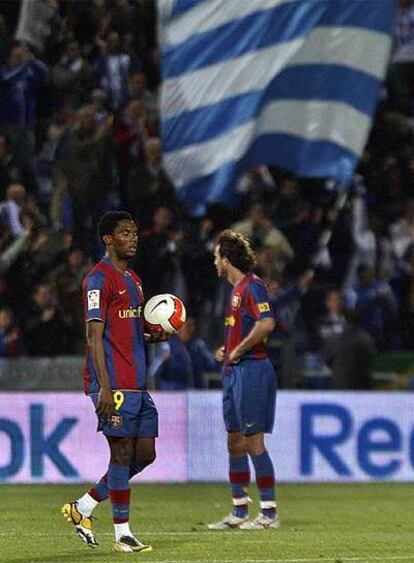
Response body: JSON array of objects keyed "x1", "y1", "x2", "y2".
[{"x1": 159, "y1": 0, "x2": 394, "y2": 216}]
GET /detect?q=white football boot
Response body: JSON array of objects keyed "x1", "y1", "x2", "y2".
[
  {"x1": 208, "y1": 513, "x2": 249, "y2": 530},
  {"x1": 240, "y1": 512, "x2": 281, "y2": 530}
]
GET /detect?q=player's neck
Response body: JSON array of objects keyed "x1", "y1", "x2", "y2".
[
  {"x1": 105, "y1": 251, "x2": 128, "y2": 272},
  {"x1": 227, "y1": 267, "x2": 246, "y2": 287}
]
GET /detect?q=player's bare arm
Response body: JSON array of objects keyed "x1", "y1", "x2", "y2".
[
  {"x1": 86, "y1": 320, "x2": 114, "y2": 419},
  {"x1": 228, "y1": 317, "x2": 275, "y2": 364}
]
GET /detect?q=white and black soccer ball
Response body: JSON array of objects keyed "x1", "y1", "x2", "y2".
[{"x1": 143, "y1": 293, "x2": 187, "y2": 334}]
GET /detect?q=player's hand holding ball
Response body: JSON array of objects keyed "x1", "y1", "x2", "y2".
[{"x1": 144, "y1": 294, "x2": 186, "y2": 338}]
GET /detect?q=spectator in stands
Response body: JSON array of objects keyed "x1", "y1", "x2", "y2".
[
  {"x1": 387, "y1": 0, "x2": 414, "y2": 114},
  {"x1": 0, "y1": 209, "x2": 36, "y2": 278},
  {"x1": 271, "y1": 175, "x2": 304, "y2": 231},
  {"x1": 323, "y1": 310, "x2": 375, "y2": 390},
  {"x1": 56, "y1": 105, "x2": 115, "y2": 245},
  {"x1": 132, "y1": 206, "x2": 185, "y2": 298},
  {"x1": 90, "y1": 89, "x2": 110, "y2": 126},
  {"x1": 113, "y1": 99, "x2": 148, "y2": 205},
  {"x1": 391, "y1": 246, "x2": 414, "y2": 347},
  {"x1": 0, "y1": 183, "x2": 46, "y2": 236},
  {"x1": 180, "y1": 212, "x2": 224, "y2": 319},
  {"x1": 93, "y1": 31, "x2": 138, "y2": 110},
  {"x1": 343, "y1": 265, "x2": 399, "y2": 350},
  {"x1": 390, "y1": 197, "x2": 414, "y2": 260},
  {"x1": 237, "y1": 167, "x2": 277, "y2": 212},
  {"x1": 36, "y1": 121, "x2": 66, "y2": 216},
  {"x1": 126, "y1": 137, "x2": 175, "y2": 228},
  {"x1": 344, "y1": 181, "x2": 377, "y2": 287},
  {"x1": 283, "y1": 201, "x2": 324, "y2": 270},
  {"x1": 315, "y1": 289, "x2": 346, "y2": 346},
  {"x1": 232, "y1": 203, "x2": 294, "y2": 267},
  {"x1": 49, "y1": 39, "x2": 93, "y2": 109},
  {"x1": 0, "y1": 42, "x2": 47, "y2": 192},
  {"x1": 20, "y1": 282, "x2": 69, "y2": 356},
  {"x1": 0, "y1": 305, "x2": 23, "y2": 357},
  {"x1": 2, "y1": 214, "x2": 72, "y2": 316},
  {"x1": 128, "y1": 71, "x2": 158, "y2": 112},
  {"x1": 178, "y1": 318, "x2": 220, "y2": 388},
  {"x1": 0, "y1": 16, "x2": 9, "y2": 64},
  {"x1": 51, "y1": 247, "x2": 92, "y2": 353},
  {"x1": 0, "y1": 133, "x2": 20, "y2": 196},
  {"x1": 266, "y1": 268, "x2": 313, "y2": 383},
  {"x1": 151, "y1": 334, "x2": 193, "y2": 390}
]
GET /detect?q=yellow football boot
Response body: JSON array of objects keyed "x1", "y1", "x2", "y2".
[
  {"x1": 61, "y1": 501, "x2": 99, "y2": 547},
  {"x1": 113, "y1": 535, "x2": 153, "y2": 553}
]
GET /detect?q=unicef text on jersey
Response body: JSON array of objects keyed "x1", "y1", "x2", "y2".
[{"x1": 1, "y1": 392, "x2": 414, "y2": 482}]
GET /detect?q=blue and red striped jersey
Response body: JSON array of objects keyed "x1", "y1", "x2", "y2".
[
  {"x1": 224, "y1": 273, "x2": 274, "y2": 365},
  {"x1": 83, "y1": 257, "x2": 146, "y2": 394}
]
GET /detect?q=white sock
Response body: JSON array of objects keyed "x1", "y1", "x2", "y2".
[
  {"x1": 114, "y1": 522, "x2": 132, "y2": 542},
  {"x1": 76, "y1": 493, "x2": 99, "y2": 517}
]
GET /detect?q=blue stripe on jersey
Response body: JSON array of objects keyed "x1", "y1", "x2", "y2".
[{"x1": 124, "y1": 273, "x2": 146, "y2": 389}]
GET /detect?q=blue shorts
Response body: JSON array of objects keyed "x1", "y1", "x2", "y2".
[
  {"x1": 91, "y1": 391, "x2": 158, "y2": 438},
  {"x1": 223, "y1": 358, "x2": 277, "y2": 436}
]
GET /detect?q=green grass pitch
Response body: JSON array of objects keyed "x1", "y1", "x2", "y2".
[{"x1": 0, "y1": 483, "x2": 413, "y2": 563}]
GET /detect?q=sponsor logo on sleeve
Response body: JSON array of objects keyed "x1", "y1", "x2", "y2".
[
  {"x1": 87, "y1": 290, "x2": 100, "y2": 310},
  {"x1": 258, "y1": 302, "x2": 270, "y2": 313}
]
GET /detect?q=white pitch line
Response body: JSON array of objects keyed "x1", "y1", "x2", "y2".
[
  {"x1": 1, "y1": 531, "x2": 224, "y2": 537},
  {"x1": 3, "y1": 534, "x2": 413, "y2": 562},
  {"x1": 93, "y1": 558, "x2": 414, "y2": 563},
  {"x1": 22, "y1": 557, "x2": 414, "y2": 563}
]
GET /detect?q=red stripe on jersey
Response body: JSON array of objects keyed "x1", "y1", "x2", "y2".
[{"x1": 224, "y1": 276, "x2": 250, "y2": 362}]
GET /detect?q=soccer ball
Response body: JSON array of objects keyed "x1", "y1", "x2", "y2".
[{"x1": 144, "y1": 294, "x2": 187, "y2": 334}]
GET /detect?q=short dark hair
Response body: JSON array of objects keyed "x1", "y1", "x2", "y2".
[
  {"x1": 217, "y1": 229, "x2": 257, "y2": 273},
  {"x1": 98, "y1": 211, "x2": 134, "y2": 244}
]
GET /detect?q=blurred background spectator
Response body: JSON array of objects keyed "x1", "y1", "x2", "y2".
[
  {"x1": 0, "y1": 305, "x2": 23, "y2": 357},
  {"x1": 323, "y1": 310, "x2": 376, "y2": 390}
]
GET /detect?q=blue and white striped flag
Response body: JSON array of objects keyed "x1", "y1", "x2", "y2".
[{"x1": 159, "y1": 0, "x2": 394, "y2": 216}]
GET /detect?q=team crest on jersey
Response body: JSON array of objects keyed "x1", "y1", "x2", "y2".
[
  {"x1": 232, "y1": 294, "x2": 241, "y2": 309},
  {"x1": 110, "y1": 413, "x2": 123, "y2": 428}
]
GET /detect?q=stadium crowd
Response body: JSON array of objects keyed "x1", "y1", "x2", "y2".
[{"x1": 1, "y1": 0, "x2": 414, "y2": 389}]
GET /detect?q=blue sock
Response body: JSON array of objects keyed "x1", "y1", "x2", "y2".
[
  {"x1": 251, "y1": 451, "x2": 276, "y2": 518},
  {"x1": 88, "y1": 463, "x2": 143, "y2": 502},
  {"x1": 108, "y1": 464, "x2": 130, "y2": 524},
  {"x1": 229, "y1": 455, "x2": 250, "y2": 517}
]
